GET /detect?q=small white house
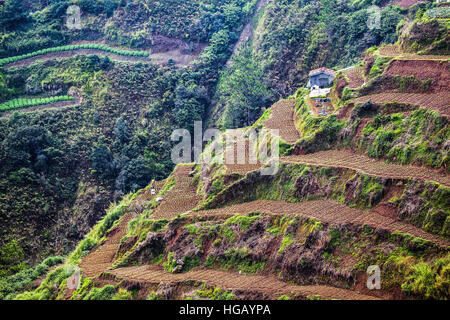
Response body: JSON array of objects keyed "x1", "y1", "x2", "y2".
[{"x1": 307, "y1": 67, "x2": 336, "y2": 88}]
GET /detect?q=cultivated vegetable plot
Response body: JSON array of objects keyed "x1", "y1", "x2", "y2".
[
  {"x1": 261, "y1": 99, "x2": 300, "y2": 144},
  {"x1": 151, "y1": 164, "x2": 201, "y2": 220},
  {"x1": 79, "y1": 212, "x2": 135, "y2": 278},
  {"x1": 351, "y1": 92, "x2": 450, "y2": 117},
  {"x1": 0, "y1": 95, "x2": 74, "y2": 112},
  {"x1": 0, "y1": 44, "x2": 149, "y2": 66},
  {"x1": 378, "y1": 44, "x2": 450, "y2": 61},
  {"x1": 79, "y1": 180, "x2": 165, "y2": 278},
  {"x1": 223, "y1": 139, "x2": 263, "y2": 175},
  {"x1": 384, "y1": 60, "x2": 450, "y2": 92},
  {"x1": 343, "y1": 66, "x2": 365, "y2": 89},
  {"x1": 282, "y1": 150, "x2": 450, "y2": 187},
  {"x1": 108, "y1": 264, "x2": 378, "y2": 300},
  {"x1": 195, "y1": 199, "x2": 449, "y2": 247}
]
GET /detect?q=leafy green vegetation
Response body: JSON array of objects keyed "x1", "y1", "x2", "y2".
[
  {"x1": 401, "y1": 254, "x2": 450, "y2": 300},
  {"x1": 215, "y1": 45, "x2": 275, "y2": 128},
  {"x1": 82, "y1": 284, "x2": 116, "y2": 300},
  {"x1": 0, "y1": 95, "x2": 74, "y2": 112},
  {"x1": 0, "y1": 44, "x2": 148, "y2": 67},
  {"x1": 0, "y1": 256, "x2": 63, "y2": 299},
  {"x1": 224, "y1": 212, "x2": 261, "y2": 231},
  {"x1": 293, "y1": 89, "x2": 346, "y2": 154},
  {"x1": 195, "y1": 286, "x2": 235, "y2": 300},
  {"x1": 206, "y1": 247, "x2": 266, "y2": 273},
  {"x1": 358, "y1": 109, "x2": 448, "y2": 169}
]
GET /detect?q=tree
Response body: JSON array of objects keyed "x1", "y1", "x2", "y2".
[
  {"x1": 0, "y1": 0, "x2": 28, "y2": 31},
  {"x1": 90, "y1": 144, "x2": 115, "y2": 180},
  {"x1": 173, "y1": 81, "x2": 208, "y2": 132},
  {"x1": 113, "y1": 117, "x2": 131, "y2": 148},
  {"x1": 1, "y1": 125, "x2": 60, "y2": 171},
  {"x1": 217, "y1": 44, "x2": 274, "y2": 128}
]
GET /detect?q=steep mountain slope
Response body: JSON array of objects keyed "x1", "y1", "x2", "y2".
[
  {"x1": 0, "y1": 0, "x2": 260, "y2": 274},
  {"x1": 210, "y1": 0, "x2": 423, "y2": 129},
  {"x1": 11, "y1": 10, "x2": 449, "y2": 301}
]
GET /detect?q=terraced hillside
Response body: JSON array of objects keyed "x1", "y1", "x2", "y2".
[
  {"x1": 351, "y1": 92, "x2": 449, "y2": 117},
  {"x1": 342, "y1": 66, "x2": 366, "y2": 89},
  {"x1": 10, "y1": 5, "x2": 450, "y2": 302},
  {"x1": 79, "y1": 212, "x2": 135, "y2": 278},
  {"x1": 195, "y1": 200, "x2": 448, "y2": 247},
  {"x1": 108, "y1": 265, "x2": 378, "y2": 300},
  {"x1": 378, "y1": 44, "x2": 450, "y2": 60},
  {"x1": 282, "y1": 150, "x2": 450, "y2": 187},
  {"x1": 151, "y1": 165, "x2": 202, "y2": 220},
  {"x1": 261, "y1": 99, "x2": 300, "y2": 144}
]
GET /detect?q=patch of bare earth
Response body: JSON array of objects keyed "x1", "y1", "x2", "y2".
[
  {"x1": 108, "y1": 264, "x2": 378, "y2": 300},
  {"x1": 193, "y1": 199, "x2": 448, "y2": 247},
  {"x1": 351, "y1": 92, "x2": 450, "y2": 117},
  {"x1": 151, "y1": 164, "x2": 201, "y2": 220},
  {"x1": 343, "y1": 66, "x2": 366, "y2": 89},
  {"x1": 261, "y1": 99, "x2": 300, "y2": 144},
  {"x1": 385, "y1": 60, "x2": 450, "y2": 92},
  {"x1": 282, "y1": 150, "x2": 450, "y2": 187}
]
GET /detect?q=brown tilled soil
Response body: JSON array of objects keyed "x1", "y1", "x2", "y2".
[
  {"x1": 384, "y1": 60, "x2": 450, "y2": 92},
  {"x1": 193, "y1": 199, "x2": 448, "y2": 247},
  {"x1": 343, "y1": 66, "x2": 366, "y2": 89},
  {"x1": 222, "y1": 138, "x2": 263, "y2": 175},
  {"x1": 151, "y1": 164, "x2": 202, "y2": 219},
  {"x1": 79, "y1": 212, "x2": 136, "y2": 278},
  {"x1": 261, "y1": 99, "x2": 300, "y2": 144},
  {"x1": 351, "y1": 92, "x2": 450, "y2": 117},
  {"x1": 79, "y1": 180, "x2": 166, "y2": 279},
  {"x1": 215, "y1": 148, "x2": 450, "y2": 186},
  {"x1": 378, "y1": 44, "x2": 450, "y2": 61},
  {"x1": 282, "y1": 150, "x2": 450, "y2": 187},
  {"x1": 394, "y1": 0, "x2": 424, "y2": 8},
  {"x1": 108, "y1": 264, "x2": 378, "y2": 300}
]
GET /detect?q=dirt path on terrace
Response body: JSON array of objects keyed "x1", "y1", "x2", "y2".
[
  {"x1": 378, "y1": 44, "x2": 450, "y2": 61},
  {"x1": 108, "y1": 264, "x2": 378, "y2": 300},
  {"x1": 79, "y1": 212, "x2": 136, "y2": 278},
  {"x1": 283, "y1": 150, "x2": 450, "y2": 187},
  {"x1": 219, "y1": 148, "x2": 450, "y2": 187},
  {"x1": 343, "y1": 66, "x2": 366, "y2": 89},
  {"x1": 79, "y1": 181, "x2": 164, "y2": 278},
  {"x1": 151, "y1": 164, "x2": 202, "y2": 220},
  {"x1": 351, "y1": 92, "x2": 450, "y2": 117},
  {"x1": 261, "y1": 99, "x2": 300, "y2": 144},
  {"x1": 193, "y1": 199, "x2": 449, "y2": 247},
  {"x1": 4, "y1": 44, "x2": 202, "y2": 70}
]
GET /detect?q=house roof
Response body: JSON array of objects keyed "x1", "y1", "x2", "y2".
[{"x1": 309, "y1": 67, "x2": 337, "y2": 77}]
